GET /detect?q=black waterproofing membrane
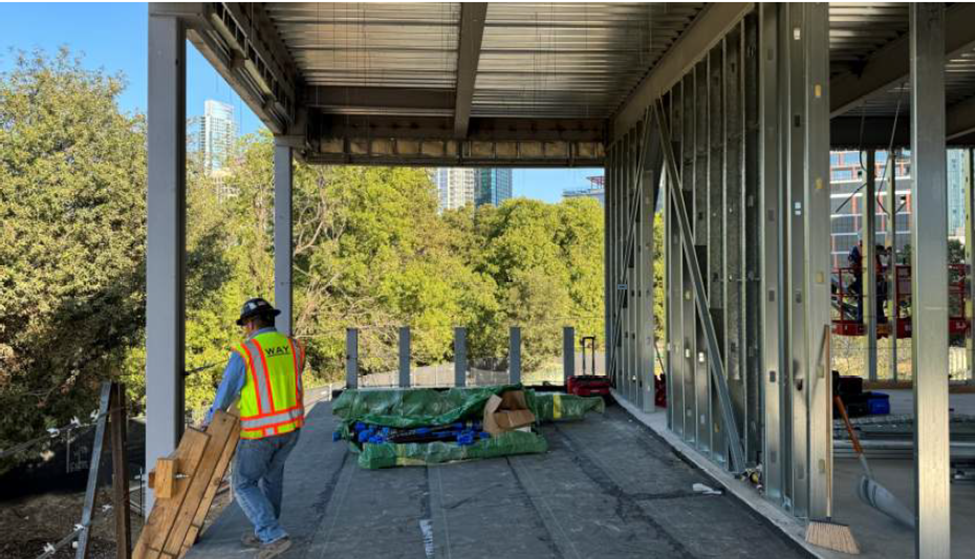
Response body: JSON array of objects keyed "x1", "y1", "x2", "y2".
[{"x1": 332, "y1": 385, "x2": 604, "y2": 469}]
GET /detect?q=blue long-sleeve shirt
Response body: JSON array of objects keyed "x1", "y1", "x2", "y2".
[{"x1": 204, "y1": 326, "x2": 278, "y2": 424}]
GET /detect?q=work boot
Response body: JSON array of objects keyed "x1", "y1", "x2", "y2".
[
  {"x1": 241, "y1": 531, "x2": 261, "y2": 548},
  {"x1": 257, "y1": 536, "x2": 292, "y2": 559}
]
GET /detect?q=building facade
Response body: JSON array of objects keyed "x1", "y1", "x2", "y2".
[
  {"x1": 563, "y1": 175, "x2": 605, "y2": 205},
  {"x1": 434, "y1": 168, "x2": 476, "y2": 211},
  {"x1": 829, "y1": 149, "x2": 969, "y2": 270},
  {"x1": 188, "y1": 100, "x2": 237, "y2": 175},
  {"x1": 475, "y1": 168, "x2": 513, "y2": 207}
]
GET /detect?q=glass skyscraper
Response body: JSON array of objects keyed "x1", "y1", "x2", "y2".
[
  {"x1": 188, "y1": 100, "x2": 237, "y2": 175},
  {"x1": 475, "y1": 168, "x2": 513, "y2": 207}
]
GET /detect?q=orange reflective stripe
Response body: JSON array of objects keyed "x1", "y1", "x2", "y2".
[
  {"x1": 241, "y1": 416, "x2": 305, "y2": 433},
  {"x1": 240, "y1": 403, "x2": 303, "y2": 421},
  {"x1": 251, "y1": 338, "x2": 277, "y2": 413},
  {"x1": 238, "y1": 342, "x2": 264, "y2": 416}
]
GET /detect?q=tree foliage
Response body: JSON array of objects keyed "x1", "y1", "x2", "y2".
[
  {"x1": 0, "y1": 50, "x2": 618, "y2": 459},
  {"x1": 0, "y1": 50, "x2": 147, "y2": 455}
]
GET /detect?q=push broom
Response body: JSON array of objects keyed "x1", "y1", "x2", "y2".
[{"x1": 806, "y1": 325, "x2": 860, "y2": 554}]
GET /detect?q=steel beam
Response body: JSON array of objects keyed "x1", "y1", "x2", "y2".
[
  {"x1": 346, "y1": 328, "x2": 359, "y2": 389},
  {"x1": 146, "y1": 13, "x2": 186, "y2": 513},
  {"x1": 613, "y1": 3, "x2": 754, "y2": 140},
  {"x1": 947, "y1": 97, "x2": 975, "y2": 142},
  {"x1": 304, "y1": 86, "x2": 455, "y2": 117},
  {"x1": 455, "y1": 327, "x2": 468, "y2": 388},
  {"x1": 830, "y1": 2, "x2": 975, "y2": 117},
  {"x1": 399, "y1": 327, "x2": 411, "y2": 388},
  {"x1": 454, "y1": 3, "x2": 488, "y2": 138},
  {"x1": 863, "y1": 150, "x2": 877, "y2": 381},
  {"x1": 910, "y1": 4, "x2": 951, "y2": 556},
  {"x1": 654, "y1": 99, "x2": 746, "y2": 473},
  {"x1": 274, "y1": 140, "x2": 293, "y2": 335}
]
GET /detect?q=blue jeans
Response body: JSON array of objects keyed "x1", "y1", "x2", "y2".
[{"x1": 233, "y1": 429, "x2": 300, "y2": 544}]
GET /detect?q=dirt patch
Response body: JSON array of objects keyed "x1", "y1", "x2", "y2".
[{"x1": 0, "y1": 481, "x2": 234, "y2": 558}]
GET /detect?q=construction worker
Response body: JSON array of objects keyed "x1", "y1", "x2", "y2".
[{"x1": 204, "y1": 297, "x2": 305, "y2": 559}]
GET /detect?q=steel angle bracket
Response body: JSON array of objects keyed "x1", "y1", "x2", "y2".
[{"x1": 651, "y1": 98, "x2": 746, "y2": 473}]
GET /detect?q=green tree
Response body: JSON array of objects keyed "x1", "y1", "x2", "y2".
[{"x1": 0, "y1": 50, "x2": 147, "y2": 460}]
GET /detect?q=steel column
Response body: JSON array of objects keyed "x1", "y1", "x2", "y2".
[
  {"x1": 910, "y1": 4, "x2": 951, "y2": 556},
  {"x1": 888, "y1": 151, "x2": 899, "y2": 382},
  {"x1": 967, "y1": 147, "x2": 975, "y2": 385},
  {"x1": 145, "y1": 13, "x2": 186, "y2": 513},
  {"x1": 681, "y1": 73, "x2": 697, "y2": 445},
  {"x1": 708, "y1": 44, "x2": 728, "y2": 464},
  {"x1": 563, "y1": 326, "x2": 575, "y2": 384},
  {"x1": 742, "y1": 12, "x2": 763, "y2": 466},
  {"x1": 863, "y1": 149, "x2": 878, "y2": 381},
  {"x1": 640, "y1": 120, "x2": 663, "y2": 413},
  {"x1": 346, "y1": 328, "x2": 359, "y2": 389},
  {"x1": 510, "y1": 326, "x2": 522, "y2": 384},
  {"x1": 455, "y1": 327, "x2": 467, "y2": 388},
  {"x1": 694, "y1": 59, "x2": 711, "y2": 455},
  {"x1": 759, "y1": 3, "x2": 784, "y2": 503},
  {"x1": 274, "y1": 141, "x2": 293, "y2": 335},
  {"x1": 399, "y1": 326, "x2": 411, "y2": 388}
]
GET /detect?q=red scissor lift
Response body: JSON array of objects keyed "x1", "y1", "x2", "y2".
[{"x1": 832, "y1": 264, "x2": 970, "y2": 338}]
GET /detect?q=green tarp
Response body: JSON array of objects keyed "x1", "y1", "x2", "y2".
[{"x1": 332, "y1": 386, "x2": 605, "y2": 469}]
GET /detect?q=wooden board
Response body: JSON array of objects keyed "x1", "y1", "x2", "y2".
[
  {"x1": 179, "y1": 417, "x2": 240, "y2": 558},
  {"x1": 161, "y1": 412, "x2": 238, "y2": 556},
  {"x1": 133, "y1": 428, "x2": 210, "y2": 559}
]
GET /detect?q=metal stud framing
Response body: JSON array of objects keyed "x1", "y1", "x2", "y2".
[
  {"x1": 621, "y1": 3, "x2": 831, "y2": 519},
  {"x1": 910, "y1": 4, "x2": 951, "y2": 556}
]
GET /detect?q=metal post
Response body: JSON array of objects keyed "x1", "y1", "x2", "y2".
[
  {"x1": 455, "y1": 327, "x2": 468, "y2": 387},
  {"x1": 694, "y1": 59, "x2": 711, "y2": 456},
  {"x1": 563, "y1": 326, "x2": 575, "y2": 384},
  {"x1": 274, "y1": 140, "x2": 293, "y2": 335},
  {"x1": 640, "y1": 124, "x2": 662, "y2": 413},
  {"x1": 864, "y1": 149, "x2": 878, "y2": 381},
  {"x1": 966, "y1": 147, "x2": 975, "y2": 385},
  {"x1": 510, "y1": 326, "x2": 522, "y2": 384},
  {"x1": 759, "y1": 3, "x2": 784, "y2": 502},
  {"x1": 345, "y1": 328, "x2": 358, "y2": 389},
  {"x1": 910, "y1": 4, "x2": 951, "y2": 556},
  {"x1": 146, "y1": 12, "x2": 186, "y2": 513},
  {"x1": 802, "y1": 3, "x2": 832, "y2": 521},
  {"x1": 888, "y1": 150, "x2": 899, "y2": 382},
  {"x1": 110, "y1": 383, "x2": 131, "y2": 559},
  {"x1": 399, "y1": 326, "x2": 411, "y2": 388}
]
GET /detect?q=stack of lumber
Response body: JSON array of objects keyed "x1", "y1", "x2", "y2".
[{"x1": 133, "y1": 410, "x2": 240, "y2": 559}]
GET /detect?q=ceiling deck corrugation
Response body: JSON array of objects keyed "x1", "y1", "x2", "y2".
[{"x1": 258, "y1": 2, "x2": 975, "y2": 141}]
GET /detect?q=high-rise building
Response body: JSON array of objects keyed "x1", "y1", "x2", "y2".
[
  {"x1": 829, "y1": 149, "x2": 969, "y2": 270},
  {"x1": 947, "y1": 150, "x2": 966, "y2": 237},
  {"x1": 434, "y1": 168, "x2": 476, "y2": 211},
  {"x1": 563, "y1": 175, "x2": 605, "y2": 205},
  {"x1": 475, "y1": 168, "x2": 513, "y2": 207},
  {"x1": 188, "y1": 100, "x2": 237, "y2": 175}
]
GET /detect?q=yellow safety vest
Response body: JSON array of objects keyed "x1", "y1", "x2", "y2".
[{"x1": 234, "y1": 331, "x2": 305, "y2": 439}]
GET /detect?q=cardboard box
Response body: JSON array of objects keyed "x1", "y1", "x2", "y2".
[{"x1": 483, "y1": 390, "x2": 536, "y2": 435}]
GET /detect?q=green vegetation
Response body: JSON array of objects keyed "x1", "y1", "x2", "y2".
[{"x1": 1, "y1": 52, "x2": 641, "y2": 462}]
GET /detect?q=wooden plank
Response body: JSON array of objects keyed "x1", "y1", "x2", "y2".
[
  {"x1": 179, "y1": 413, "x2": 240, "y2": 558},
  {"x1": 161, "y1": 411, "x2": 238, "y2": 556},
  {"x1": 132, "y1": 428, "x2": 210, "y2": 559},
  {"x1": 110, "y1": 383, "x2": 132, "y2": 559},
  {"x1": 154, "y1": 458, "x2": 177, "y2": 500},
  {"x1": 77, "y1": 382, "x2": 112, "y2": 559}
]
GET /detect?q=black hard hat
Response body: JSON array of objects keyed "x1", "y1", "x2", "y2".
[{"x1": 236, "y1": 297, "x2": 281, "y2": 326}]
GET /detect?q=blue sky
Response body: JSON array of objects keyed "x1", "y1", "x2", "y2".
[{"x1": 0, "y1": 2, "x2": 601, "y2": 203}]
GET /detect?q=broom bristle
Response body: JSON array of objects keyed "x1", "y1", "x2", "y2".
[{"x1": 805, "y1": 520, "x2": 860, "y2": 555}]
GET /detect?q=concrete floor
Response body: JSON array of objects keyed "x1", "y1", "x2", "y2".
[
  {"x1": 832, "y1": 457, "x2": 975, "y2": 559},
  {"x1": 187, "y1": 403, "x2": 810, "y2": 559}
]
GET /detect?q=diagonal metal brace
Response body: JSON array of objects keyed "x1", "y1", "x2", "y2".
[{"x1": 651, "y1": 99, "x2": 746, "y2": 473}]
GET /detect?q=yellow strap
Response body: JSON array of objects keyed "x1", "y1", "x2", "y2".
[{"x1": 553, "y1": 394, "x2": 562, "y2": 420}]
